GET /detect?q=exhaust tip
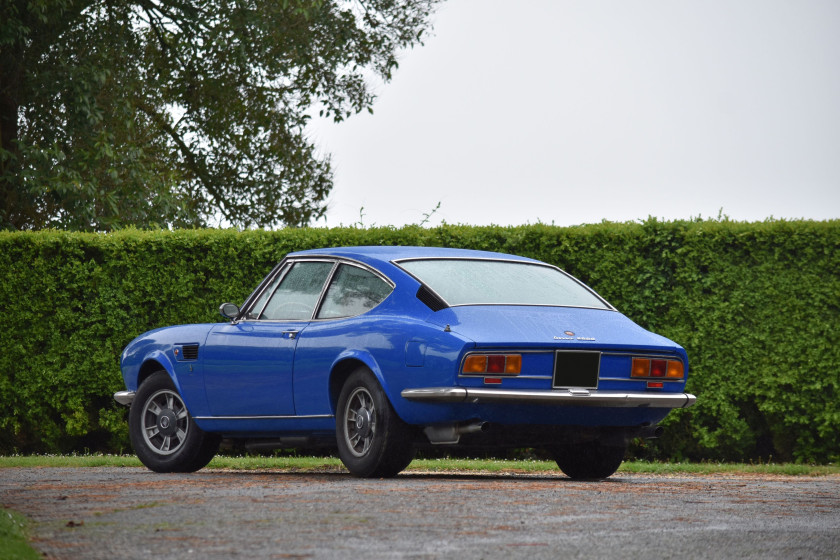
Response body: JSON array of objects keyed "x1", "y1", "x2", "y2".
[{"x1": 639, "y1": 425, "x2": 664, "y2": 439}]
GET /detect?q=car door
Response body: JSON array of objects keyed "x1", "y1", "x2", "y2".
[{"x1": 202, "y1": 260, "x2": 336, "y2": 417}]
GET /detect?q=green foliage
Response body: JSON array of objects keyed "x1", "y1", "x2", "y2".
[
  {"x1": 0, "y1": 0, "x2": 440, "y2": 231},
  {"x1": 1, "y1": 220, "x2": 838, "y2": 462}
]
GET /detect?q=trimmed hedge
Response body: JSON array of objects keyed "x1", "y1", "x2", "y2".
[{"x1": 1, "y1": 220, "x2": 838, "y2": 462}]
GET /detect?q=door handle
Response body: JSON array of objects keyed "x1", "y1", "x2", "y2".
[{"x1": 283, "y1": 330, "x2": 299, "y2": 340}]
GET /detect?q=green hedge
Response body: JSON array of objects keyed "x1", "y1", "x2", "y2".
[{"x1": 1, "y1": 220, "x2": 838, "y2": 462}]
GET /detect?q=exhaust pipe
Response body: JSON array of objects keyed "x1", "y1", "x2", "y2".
[
  {"x1": 638, "y1": 425, "x2": 664, "y2": 439},
  {"x1": 424, "y1": 421, "x2": 488, "y2": 445}
]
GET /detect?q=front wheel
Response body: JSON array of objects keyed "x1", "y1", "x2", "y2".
[
  {"x1": 129, "y1": 371, "x2": 220, "y2": 473},
  {"x1": 550, "y1": 441, "x2": 627, "y2": 480},
  {"x1": 336, "y1": 368, "x2": 415, "y2": 478}
]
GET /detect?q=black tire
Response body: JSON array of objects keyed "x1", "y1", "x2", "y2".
[
  {"x1": 129, "y1": 371, "x2": 220, "y2": 473},
  {"x1": 336, "y1": 367, "x2": 415, "y2": 478},
  {"x1": 551, "y1": 441, "x2": 627, "y2": 480}
]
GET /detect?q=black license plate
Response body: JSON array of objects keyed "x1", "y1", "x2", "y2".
[{"x1": 553, "y1": 351, "x2": 600, "y2": 389}]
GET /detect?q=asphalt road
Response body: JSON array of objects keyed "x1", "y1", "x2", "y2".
[{"x1": 1, "y1": 467, "x2": 839, "y2": 559}]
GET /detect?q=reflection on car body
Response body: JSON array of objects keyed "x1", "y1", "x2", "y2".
[{"x1": 115, "y1": 246, "x2": 695, "y2": 479}]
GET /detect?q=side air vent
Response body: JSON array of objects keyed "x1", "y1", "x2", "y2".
[
  {"x1": 416, "y1": 286, "x2": 448, "y2": 312},
  {"x1": 182, "y1": 344, "x2": 199, "y2": 360}
]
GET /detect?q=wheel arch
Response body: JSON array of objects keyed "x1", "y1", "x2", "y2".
[
  {"x1": 135, "y1": 353, "x2": 183, "y2": 397},
  {"x1": 328, "y1": 352, "x2": 393, "y2": 416},
  {"x1": 137, "y1": 359, "x2": 167, "y2": 389}
]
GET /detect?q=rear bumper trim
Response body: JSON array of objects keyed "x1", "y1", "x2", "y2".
[{"x1": 400, "y1": 387, "x2": 696, "y2": 408}]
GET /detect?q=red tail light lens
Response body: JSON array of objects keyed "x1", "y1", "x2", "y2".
[
  {"x1": 650, "y1": 360, "x2": 667, "y2": 377},
  {"x1": 487, "y1": 355, "x2": 506, "y2": 373}
]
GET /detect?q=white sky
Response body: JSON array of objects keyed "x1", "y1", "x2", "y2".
[{"x1": 307, "y1": 0, "x2": 840, "y2": 228}]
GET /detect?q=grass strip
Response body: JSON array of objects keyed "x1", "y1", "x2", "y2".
[
  {"x1": 0, "y1": 509, "x2": 40, "y2": 560},
  {"x1": 0, "y1": 454, "x2": 837, "y2": 476}
]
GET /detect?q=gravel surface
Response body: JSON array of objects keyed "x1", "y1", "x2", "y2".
[{"x1": 1, "y1": 467, "x2": 839, "y2": 559}]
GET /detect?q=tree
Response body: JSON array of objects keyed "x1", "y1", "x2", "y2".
[{"x1": 0, "y1": 0, "x2": 439, "y2": 231}]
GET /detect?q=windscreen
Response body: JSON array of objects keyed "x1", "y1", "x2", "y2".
[{"x1": 398, "y1": 259, "x2": 610, "y2": 309}]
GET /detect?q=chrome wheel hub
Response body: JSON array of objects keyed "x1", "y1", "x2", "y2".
[
  {"x1": 141, "y1": 389, "x2": 189, "y2": 456},
  {"x1": 344, "y1": 387, "x2": 377, "y2": 458}
]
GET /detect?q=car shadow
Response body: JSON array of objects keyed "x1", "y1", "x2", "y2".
[{"x1": 200, "y1": 468, "x2": 631, "y2": 483}]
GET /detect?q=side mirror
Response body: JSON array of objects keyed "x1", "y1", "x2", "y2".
[{"x1": 219, "y1": 302, "x2": 240, "y2": 320}]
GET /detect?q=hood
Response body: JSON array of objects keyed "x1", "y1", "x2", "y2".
[{"x1": 426, "y1": 305, "x2": 681, "y2": 353}]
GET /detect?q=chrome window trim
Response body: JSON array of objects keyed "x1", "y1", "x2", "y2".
[
  {"x1": 242, "y1": 256, "x2": 396, "y2": 324},
  {"x1": 243, "y1": 258, "x2": 336, "y2": 322},
  {"x1": 312, "y1": 260, "x2": 396, "y2": 321},
  {"x1": 261, "y1": 259, "x2": 336, "y2": 321},
  {"x1": 309, "y1": 260, "x2": 341, "y2": 320}
]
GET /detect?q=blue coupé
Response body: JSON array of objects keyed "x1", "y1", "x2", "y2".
[{"x1": 115, "y1": 246, "x2": 695, "y2": 479}]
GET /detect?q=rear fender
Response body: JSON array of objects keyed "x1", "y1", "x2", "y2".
[{"x1": 328, "y1": 350, "x2": 395, "y2": 412}]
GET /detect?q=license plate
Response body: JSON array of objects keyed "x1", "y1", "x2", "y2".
[{"x1": 553, "y1": 351, "x2": 600, "y2": 389}]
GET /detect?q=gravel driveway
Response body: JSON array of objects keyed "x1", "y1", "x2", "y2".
[{"x1": 1, "y1": 467, "x2": 839, "y2": 559}]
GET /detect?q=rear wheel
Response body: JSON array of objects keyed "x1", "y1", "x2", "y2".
[
  {"x1": 129, "y1": 371, "x2": 220, "y2": 473},
  {"x1": 551, "y1": 441, "x2": 626, "y2": 480},
  {"x1": 336, "y1": 367, "x2": 415, "y2": 478}
]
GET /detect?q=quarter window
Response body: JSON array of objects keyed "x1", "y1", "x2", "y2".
[{"x1": 317, "y1": 264, "x2": 392, "y2": 319}]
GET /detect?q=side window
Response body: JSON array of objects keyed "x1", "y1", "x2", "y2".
[
  {"x1": 245, "y1": 264, "x2": 288, "y2": 320},
  {"x1": 260, "y1": 261, "x2": 334, "y2": 321},
  {"x1": 317, "y1": 264, "x2": 393, "y2": 319}
]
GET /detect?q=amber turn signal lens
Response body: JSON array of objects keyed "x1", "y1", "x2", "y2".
[
  {"x1": 631, "y1": 358, "x2": 651, "y2": 377},
  {"x1": 463, "y1": 355, "x2": 487, "y2": 373},
  {"x1": 505, "y1": 354, "x2": 522, "y2": 374},
  {"x1": 666, "y1": 361, "x2": 684, "y2": 378}
]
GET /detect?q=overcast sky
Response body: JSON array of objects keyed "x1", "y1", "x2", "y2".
[{"x1": 307, "y1": 0, "x2": 840, "y2": 228}]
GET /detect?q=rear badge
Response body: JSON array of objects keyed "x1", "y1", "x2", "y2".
[{"x1": 554, "y1": 331, "x2": 596, "y2": 342}]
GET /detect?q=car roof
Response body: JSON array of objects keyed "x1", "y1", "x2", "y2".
[{"x1": 286, "y1": 246, "x2": 541, "y2": 265}]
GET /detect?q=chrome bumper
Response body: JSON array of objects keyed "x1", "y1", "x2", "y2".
[
  {"x1": 400, "y1": 387, "x2": 696, "y2": 408},
  {"x1": 114, "y1": 391, "x2": 136, "y2": 407}
]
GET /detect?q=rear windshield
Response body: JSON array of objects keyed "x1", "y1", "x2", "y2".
[{"x1": 397, "y1": 259, "x2": 611, "y2": 309}]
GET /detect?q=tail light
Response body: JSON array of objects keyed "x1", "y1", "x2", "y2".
[
  {"x1": 632, "y1": 357, "x2": 684, "y2": 379},
  {"x1": 462, "y1": 354, "x2": 522, "y2": 375}
]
